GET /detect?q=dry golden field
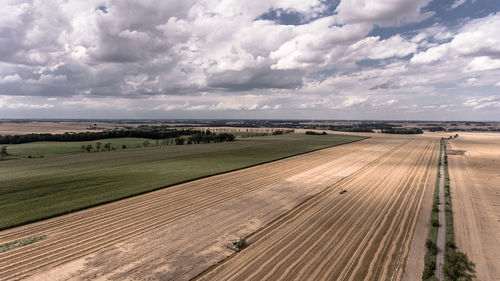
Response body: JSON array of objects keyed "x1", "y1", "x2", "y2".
[
  {"x1": 447, "y1": 133, "x2": 500, "y2": 281},
  {"x1": 197, "y1": 138, "x2": 438, "y2": 281},
  {"x1": 0, "y1": 136, "x2": 440, "y2": 281},
  {"x1": 0, "y1": 121, "x2": 110, "y2": 135},
  {"x1": 0, "y1": 137, "x2": 403, "y2": 280}
]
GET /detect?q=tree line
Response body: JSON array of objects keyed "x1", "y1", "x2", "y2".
[
  {"x1": 77, "y1": 132, "x2": 236, "y2": 153},
  {"x1": 381, "y1": 127, "x2": 423, "y2": 134},
  {"x1": 272, "y1": 129, "x2": 295, "y2": 135},
  {"x1": 330, "y1": 127, "x2": 375, "y2": 132},
  {"x1": 186, "y1": 131, "x2": 235, "y2": 144},
  {"x1": 305, "y1": 131, "x2": 328, "y2": 135},
  {"x1": 0, "y1": 127, "x2": 202, "y2": 144}
]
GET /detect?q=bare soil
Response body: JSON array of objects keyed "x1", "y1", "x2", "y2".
[{"x1": 447, "y1": 133, "x2": 500, "y2": 281}]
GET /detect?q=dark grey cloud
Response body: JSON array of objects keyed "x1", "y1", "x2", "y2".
[
  {"x1": 369, "y1": 82, "x2": 401, "y2": 90},
  {"x1": 0, "y1": 2, "x2": 71, "y2": 66},
  {"x1": 207, "y1": 67, "x2": 304, "y2": 91}
]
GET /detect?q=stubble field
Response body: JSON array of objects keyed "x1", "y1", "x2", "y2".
[
  {"x1": 197, "y1": 137, "x2": 438, "y2": 281},
  {"x1": 0, "y1": 135, "x2": 439, "y2": 281},
  {"x1": 446, "y1": 133, "x2": 500, "y2": 281},
  {"x1": 0, "y1": 121, "x2": 113, "y2": 135}
]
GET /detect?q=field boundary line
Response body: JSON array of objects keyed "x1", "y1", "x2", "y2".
[
  {"x1": 436, "y1": 141, "x2": 446, "y2": 280},
  {"x1": 0, "y1": 135, "x2": 367, "y2": 231}
]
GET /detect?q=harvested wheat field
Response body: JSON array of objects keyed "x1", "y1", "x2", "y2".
[
  {"x1": 0, "y1": 137, "x2": 414, "y2": 281},
  {"x1": 0, "y1": 121, "x2": 108, "y2": 135},
  {"x1": 197, "y1": 138, "x2": 439, "y2": 281},
  {"x1": 447, "y1": 133, "x2": 500, "y2": 281}
]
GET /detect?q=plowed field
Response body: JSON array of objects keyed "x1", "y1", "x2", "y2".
[{"x1": 197, "y1": 138, "x2": 439, "y2": 281}]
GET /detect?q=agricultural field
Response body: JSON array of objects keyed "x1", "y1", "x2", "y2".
[
  {"x1": 1, "y1": 0, "x2": 498, "y2": 280},
  {"x1": 446, "y1": 133, "x2": 500, "y2": 281},
  {"x1": 0, "y1": 121, "x2": 121, "y2": 135},
  {"x1": 4, "y1": 137, "x2": 160, "y2": 157},
  {"x1": 0, "y1": 133, "x2": 363, "y2": 230},
  {"x1": 0, "y1": 135, "x2": 438, "y2": 280},
  {"x1": 197, "y1": 137, "x2": 439, "y2": 281}
]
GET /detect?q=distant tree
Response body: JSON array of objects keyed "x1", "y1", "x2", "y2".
[
  {"x1": 104, "y1": 143, "x2": 112, "y2": 151},
  {"x1": 425, "y1": 238, "x2": 438, "y2": 255},
  {"x1": 305, "y1": 131, "x2": 327, "y2": 135},
  {"x1": 1, "y1": 145, "x2": 8, "y2": 156},
  {"x1": 444, "y1": 251, "x2": 476, "y2": 281},
  {"x1": 175, "y1": 137, "x2": 185, "y2": 145},
  {"x1": 215, "y1": 133, "x2": 235, "y2": 142},
  {"x1": 423, "y1": 260, "x2": 436, "y2": 280},
  {"x1": 143, "y1": 140, "x2": 150, "y2": 147},
  {"x1": 95, "y1": 142, "x2": 102, "y2": 151},
  {"x1": 446, "y1": 240, "x2": 457, "y2": 251},
  {"x1": 80, "y1": 145, "x2": 86, "y2": 152},
  {"x1": 122, "y1": 144, "x2": 127, "y2": 149},
  {"x1": 85, "y1": 144, "x2": 93, "y2": 152}
]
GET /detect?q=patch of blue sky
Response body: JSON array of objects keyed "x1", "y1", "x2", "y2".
[
  {"x1": 257, "y1": 0, "x2": 341, "y2": 25},
  {"x1": 369, "y1": 0, "x2": 500, "y2": 39}
]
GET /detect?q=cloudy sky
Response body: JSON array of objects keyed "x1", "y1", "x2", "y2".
[{"x1": 0, "y1": 0, "x2": 499, "y2": 120}]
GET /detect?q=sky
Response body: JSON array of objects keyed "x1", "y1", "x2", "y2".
[{"x1": 0, "y1": 0, "x2": 499, "y2": 120}]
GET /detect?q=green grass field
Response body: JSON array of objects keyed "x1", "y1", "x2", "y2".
[
  {"x1": 5, "y1": 138, "x2": 165, "y2": 157},
  {"x1": 0, "y1": 134, "x2": 365, "y2": 230},
  {"x1": 4, "y1": 133, "x2": 273, "y2": 158}
]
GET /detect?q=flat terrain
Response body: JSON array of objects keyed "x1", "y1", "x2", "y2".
[
  {"x1": 0, "y1": 121, "x2": 118, "y2": 135},
  {"x1": 5, "y1": 137, "x2": 160, "y2": 157},
  {"x1": 197, "y1": 138, "x2": 439, "y2": 281},
  {"x1": 447, "y1": 133, "x2": 500, "y2": 281},
  {"x1": 0, "y1": 137, "x2": 404, "y2": 281},
  {"x1": 0, "y1": 134, "x2": 363, "y2": 230}
]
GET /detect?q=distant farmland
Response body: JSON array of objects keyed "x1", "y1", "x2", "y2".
[
  {"x1": 0, "y1": 134, "x2": 364, "y2": 230},
  {"x1": 5, "y1": 137, "x2": 160, "y2": 157}
]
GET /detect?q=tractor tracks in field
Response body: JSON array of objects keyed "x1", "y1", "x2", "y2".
[
  {"x1": 196, "y1": 138, "x2": 439, "y2": 281},
  {"x1": 0, "y1": 138, "x2": 402, "y2": 281}
]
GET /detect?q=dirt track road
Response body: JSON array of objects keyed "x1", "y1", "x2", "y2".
[
  {"x1": 197, "y1": 138, "x2": 438, "y2": 281},
  {"x1": 1, "y1": 137, "x2": 415, "y2": 281},
  {"x1": 436, "y1": 146, "x2": 445, "y2": 280}
]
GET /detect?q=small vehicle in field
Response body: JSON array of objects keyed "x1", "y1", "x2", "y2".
[
  {"x1": 339, "y1": 189, "x2": 347, "y2": 194},
  {"x1": 230, "y1": 237, "x2": 246, "y2": 252}
]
